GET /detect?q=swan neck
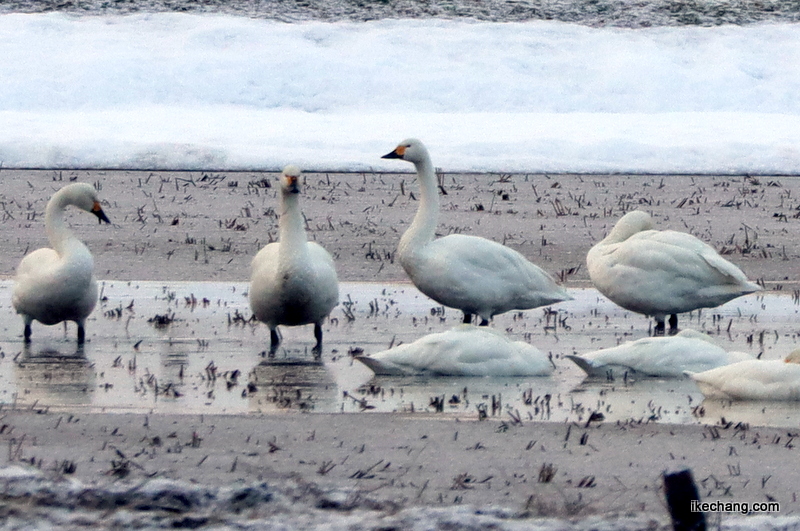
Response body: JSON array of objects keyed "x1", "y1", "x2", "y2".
[
  {"x1": 45, "y1": 190, "x2": 78, "y2": 255},
  {"x1": 278, "y1": 192, "x2": 308, "y2": 263},
  {"x1": 401, "y1": 156, "x2": 439, "y2": 254}
]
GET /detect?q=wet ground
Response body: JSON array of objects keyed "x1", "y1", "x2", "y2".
[{"x1": 3, "y1": 279, "x2": 800, "y2": 428}]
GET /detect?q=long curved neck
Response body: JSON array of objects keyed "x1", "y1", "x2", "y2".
[
  {"x1": 278, "y1": 191, "x2": 308, "y2": 267},
  {"x1": 45, "y1": 189, "x2": 81, "y2": 256},
  {"x1": 399, "y1": 154, "x2": 438, "y2": 256}
]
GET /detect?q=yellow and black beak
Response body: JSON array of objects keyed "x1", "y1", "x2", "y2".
[
  {"x1": 381, "y1": 145, "x2": 406, "y2": 160},
  {"x1": 92, "y1": 201, "x2": 110, "y2": 224},
  {"x1": 285, "y1": 175, "x2": 301, "y2": 194}
]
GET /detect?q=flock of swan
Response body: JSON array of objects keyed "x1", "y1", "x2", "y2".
[{"x1": 12, "y1": 138, "x2": 799, "y2": 402}]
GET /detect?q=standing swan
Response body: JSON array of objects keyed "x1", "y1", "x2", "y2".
[
  {"x1": 12, "y1": 182, "x2": 110, "y2": 344},
  {"x1": 587, "y1": 210, "x2": 760, "y2": 334},
  {"x1": 249, "y1": 165, "x2": 339, "y2": 354},
  {"x1": 382, "y1": 138, "x2": 571, "y2": 324}
]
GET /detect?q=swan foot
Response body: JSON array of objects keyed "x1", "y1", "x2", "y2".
[
  {"x1": 23, "y1": 324, "x2": 32, "y2": 343},
  {"x1": 479, "y1": 318, "x2": 489, "y2": 326},
  {"x1": 653, "y1": 319, "x2": 666, "y2": 336}
]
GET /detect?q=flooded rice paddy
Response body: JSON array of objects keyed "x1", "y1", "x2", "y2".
[{"x1": 2, "y1": 280, "x2": 799, "y2": 428}]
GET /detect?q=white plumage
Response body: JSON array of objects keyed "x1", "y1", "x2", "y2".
[
  {"x1": 249, "y1": 165, "x2": 339, "y2": 354},
  {"x1": 356, "y1": 325, "x2": 553, "y2": 377},
  {"x1": 12, "y1": 183, "x2": 110, "y2": 344},
  {"x1": 688, "y1": 349, "x2": 800, "y2": 401},
  {"x1": 567, "y1": 329, "x2": 752, "y2": 378},
  {"x1": 587, "y1": 210, "x2": 760, "y2": 333},
  {"x1": 382, "y1": 138, "x2": 571, "y2": 324}
]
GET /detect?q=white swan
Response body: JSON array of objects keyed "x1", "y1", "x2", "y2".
[
  {"x1": 566, "y1": 329, "x2": 752, "y2": 378},
  {"x1": 382, "y1": 138, "x2": 571, "y2": 324},
  {"x1": 688, "y1": 349, "x2": 800, "y2": 401},
  {"x1": 12, "y1": 183, "x2": 110, "y2": 344},
  {"x1": 249, "y1": 165, "x2": 339, "y2": 354},
  {"x1": 355, "y1": 325, "x2": 554, "y2": 377},
  {"x1": 587, "y1": 210, "x2": 760, "y2": 334}
]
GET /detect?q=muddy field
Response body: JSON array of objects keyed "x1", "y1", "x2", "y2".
[
  {"x1": 2, "y1": 170, "x2": 800, "y2": 529},
  {"x1": 1, "y1": 169, "x2": 799, "y2": 287}
]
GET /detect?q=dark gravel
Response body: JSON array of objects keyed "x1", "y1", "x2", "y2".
[{"x1": 0, "y1": 0, "x2": 798, "y2": 28}]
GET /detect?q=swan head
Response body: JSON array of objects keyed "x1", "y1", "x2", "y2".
[
  {"x1": 59, "y1": 183, "x2": 110, "y2": 224},
  {"x1": 382, "y1": 138, "x2": 429, "y2": 164},
  {"x1": 606, "y1": 210, "x2": 653, "y2": 242},
  {"x1": 280, "y1": 165, "x2": 302, "y2": 195}
]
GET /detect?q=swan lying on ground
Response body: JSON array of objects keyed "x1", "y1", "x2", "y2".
[
  {"x1": 382, "y1": 138, "x2": 571, "y2": 325},
  {"x1": 249, "y1": 165, "x2": 339, "y2": 354},
  {"x1": 12, "y1": 182, "x2": 110, "y2": 344},
  {"x1": 687, "y1": 349, "x2": 800, "y2": 400},
  {"x1": 586, "y1": 210, "x2": 760, "y2": 334},
  {"x1": 566, "y1": 329, "x2": 752, "y2": 378},
  {"x1": 355, "y1": 325, "x2": 554, "y2": 377}
]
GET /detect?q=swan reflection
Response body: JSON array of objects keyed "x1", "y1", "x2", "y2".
[{"x1": 14, "y1": 344, "x2": 95, "y2": 406}]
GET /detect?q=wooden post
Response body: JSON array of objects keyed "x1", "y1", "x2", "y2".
[{"x1": 663, "y1": 469, "x2": 706, "y2": 531}]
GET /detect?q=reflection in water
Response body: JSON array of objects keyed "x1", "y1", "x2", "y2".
[
  {"x1": 698, "y1": 398, "x2": 800, "y2": 428},
  {"x1": 14, "y1": 344, "x2": 95, "y2": 407},
  {"x1": 569, "y1": 376, "x2": 701, "y2": 425},
  {"x1": 2, "y1": 281, "x2": 800, "y2": 427},
  {"x1": 248, "y1": 357, "x2": 338, "y2": 413},
  {"x1": 347, "y1": 373, "x2": 564, "y2": 419}
]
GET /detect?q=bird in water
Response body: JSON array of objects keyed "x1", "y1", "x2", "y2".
[
  {"x1": 13, "y1": 182, "x2": 110, "y2": 344},
  {"x1": 249, "y1": 165, "x2": 339, "y2": 355},
  {"x1": 587, "y1": 210, "x2": 760, "y2": 334}
]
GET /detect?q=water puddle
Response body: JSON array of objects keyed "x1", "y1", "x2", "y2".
[{"x1": 0, "y1": 281, "x2": 799, "y2": 427}]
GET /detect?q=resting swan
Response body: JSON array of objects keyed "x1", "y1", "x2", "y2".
[
  {"x1": 12, "y1": 182, "x2": 110, "y2": 344},
  {"x1": 249, "y1": 165, "x2": 339, "y2": 354},
  {"x1": 566, "y1": 329, "x2": 752, "y2": 378},
  {"x1": 587, "y1": 210, "x2": 760, "y2": 334},
  {"x1": 382, "y1": 138, "x2": 571, "y2": 324},
  {"x1": 355, "y1": 325, "x2": 553, "y2": 377},
  {"x1": 687, "y1": 349, "x2": 800, "y2": 401}
]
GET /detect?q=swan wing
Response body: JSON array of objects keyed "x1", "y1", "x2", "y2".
[
  {"x1": 359, "y1": 326, "x2": 551, "y2": 377},
  {"x1": 13, "y1": 248, "x2": 98, "y2": 324},
  {"x1": 690, "y1": 360, "x2": 800, "y2": 400},
  {"x1": 648, "y1": 230, "x2": 756, "y2": 285},
  {"x1": 589, "y1": 230, "x2": 758, "y2": 315},
  {"x1": 578, "y1": 334, "x2": 731, "y2": 377},
  {"x1": 307, "y1": 242, "x2": 340, "y2": 309},
  {"x1": 251, "y1": 242, "x2": 280, "y2": 273},
  {"x1": 407, "y1": 234, "x2": 568, "y2": 318},
  {"x1": 15, "y1": 248, "x2": 61, "y2": 279}
]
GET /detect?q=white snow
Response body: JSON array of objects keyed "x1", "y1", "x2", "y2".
[{"x1": 0, "y1": 13, "x2": 799, "y2": 173}]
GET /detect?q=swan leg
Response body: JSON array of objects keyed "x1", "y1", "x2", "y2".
[
  {"x1": 654, "y1": 318, "x2": 666, "y2": 335},
  {"x1": 668, "y1": 314, "x2": 679, "y2": 335},
  {"x1": 462, "y1": 313, "x2": 472, "y2": 324},
  {"x1": 77, "y1": 323, "x2": 86, "y2": 344},
  {"x1": 269, "y1": 328, "x2": 280, "y2": 354},
  {"x1": 313, "y1": 323, "x2": 323, "y2": 358},
  {"x1": 23, "y1": 323, "x2": 32, "y2": 343}
]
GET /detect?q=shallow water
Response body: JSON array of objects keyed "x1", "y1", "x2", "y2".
[{"x1": 1, "y1": 280, "x2": 799, "y2": 427}]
